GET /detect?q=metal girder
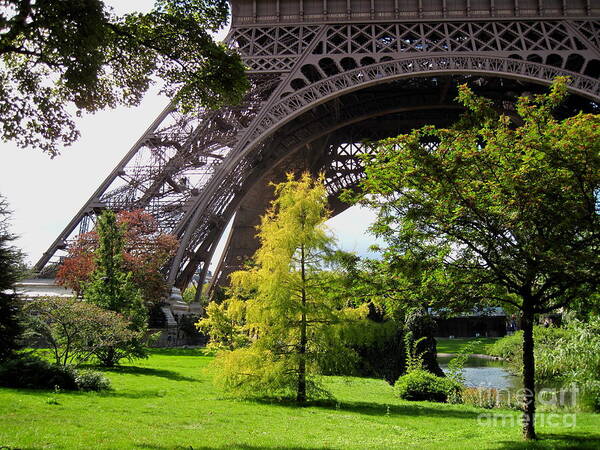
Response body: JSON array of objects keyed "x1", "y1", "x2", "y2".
[{"x1": 37, "y1": 4, "x2": 600, "y2": 292}]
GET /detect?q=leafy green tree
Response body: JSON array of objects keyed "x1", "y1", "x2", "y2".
[
  {"x1": 359, "y1": 78, "x2": 600, "y2": 440},
  {"x1": 0, "y1": 195, "x2": 26, "y2": 362},
  {"x1": 84, "y1": 210, "x2": 147, "y2": 366},
  {"x1": 23, "y1": 297, "x2": 142, "y2": 367},
  {"x1": 207, "y1": 173, "x2": 366, "y2": 403},
  {"x1": 0, "y1": 0, "x2": 248, "y2": 155}
]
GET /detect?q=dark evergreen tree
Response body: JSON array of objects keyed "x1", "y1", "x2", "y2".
[
  {"x1": 84, "y1": 210, "x2": 146, "y2": 366},
  {"x1": 0, "y1": 195, "x2": 26, "y2": 362}
]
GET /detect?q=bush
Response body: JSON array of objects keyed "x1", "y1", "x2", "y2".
[
  {"x1": 23, "y1": 297, "x2": 146, "y2": 368},
  {"x1": 394, "y1": 370, "x2": 461, "y2": 403},
  {"x1": 0, "y1": 355, "x2": 111, "y2": 391},
  {"x1": 488, "y1": 326, "x2": 570, "y2": 371},
  {"x1": 0, "y1": 355, "x2": 77, "y2": 390},
  {"x1": 488, "y1": 332, "x2": 522, "y2": 361},
  {"x1": 74, "y1": 370, "x2": 111, "y2": 391}
]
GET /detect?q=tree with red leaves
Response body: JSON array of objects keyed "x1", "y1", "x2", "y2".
[{"x1": 57, "y1": 210, "x2": 178, "y2": 304}]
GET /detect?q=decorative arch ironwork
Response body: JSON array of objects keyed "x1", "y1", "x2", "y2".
[{"x1": 35, "y1": 3, "x2": 600, "y2": 294}]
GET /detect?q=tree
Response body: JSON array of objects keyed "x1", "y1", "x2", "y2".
[
  {"x1": 84, "y1": 210, "x2": 147, "y2": 366},
  {"x1": 0, "y1": 0, "x2": 248, "y2": 156},
  {"x1": 23, "y1": 297, "x2": 142, "y2": 367},
  {"x1": 202, "y1": 173, "x2": 366, "y2": 403},
  {"x1": 358, "y1": 78, "x2": 600, "y2": 439},
  {"x1": 0, "y1": 194, "x2": 26, "y2": 362},
  {"x1": 57, "y1": 209, "x2": 178, "y2": 303}
]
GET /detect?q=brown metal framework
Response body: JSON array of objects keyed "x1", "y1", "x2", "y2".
[{"x1": 35, "y1": 0, "x2": 600, "y2": 292}]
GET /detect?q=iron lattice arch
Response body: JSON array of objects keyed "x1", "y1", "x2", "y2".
[{"x1": 36, "y1": 0, "x2": 600, "y2": 295}]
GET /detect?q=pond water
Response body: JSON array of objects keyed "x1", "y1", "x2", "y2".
[
  {"x1": 437, "y1": 355, "x2": 520, "y2": 390},
  {"x1": 437, "y1": 356, "x2": 578, "y2": 407}
]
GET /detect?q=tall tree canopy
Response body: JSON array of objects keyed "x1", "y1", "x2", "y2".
[
  {"x1": 358, "y1": 78, "x2": 600, "y2": 440},
  {"x1": 202, "y1": 173, "x2": 366, "y2": 403},
  {"x1": 0, "y1": 0, "x2": 248, "y2": 155}
]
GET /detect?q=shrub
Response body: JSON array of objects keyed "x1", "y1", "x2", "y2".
[
  {"x1": 0, "y1": 355, "x2": 77, "y2": 390},
  {"x1": 0, "y1": 356, "x2": 111, "y2": 391},
  {"x1": 488, "y1": 332, "x2": 522, "y2": 361},
  {"x1": 74, "y1": 370, "x2": 111, "y2": 391},
  {"x1": 488, "y1": 326, "x2": 570, "y2": 374},
  {"x1": 23, "y1": 297, "x2": 145, "y2": 367},
  {"x1": 394, "y1": 369, "x2": 461, "y2": 403}
]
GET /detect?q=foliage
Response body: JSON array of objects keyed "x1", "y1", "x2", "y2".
[
  {"x1": 182, "y1": 283, "x2": 209, "y2": 306},
  {"x1": 347, "y1": 305, "x2": 406, "y2": 384},
  {"x1": 83, "y1": 210, "x2": 147, "y2": 366},
  {"x1": 405, "y1": 309, "x2": 445, "y2": 376},
  {"x1": 446, "y1": 339, "x2": 481, "y2": 385},
  {"x1": 393, "y1": 369, "x2": 461, "y2": 403},
  {"x1": 0, "y1": 194, "x2": 26, "y2": 362},
  {"x1": 205, "y1": 173, "x2": 367, "y2": 402},
  {"x1": 174, "y1": 313, "x2": 204, "y2": 346},
  {"x1": 23, "y1": 297, "x2": 143, "y2": 367},
  {"x1": 404, "y1": 333, "x2": 425, "y2": 373},
  {"x1": 0, "y1": 354, "x2": 77, "y2": 390},
  {"x1": 0, "y1": 0, "x2": 248, "y2": 155},
  {"x1": 488, "y1": 332, "x2": 522, "y2": 361},
  {"x1": 84, "y1": 211, "x2": 146, "y2": 322},
  {"x1": 212, "y1": 345, "x2": 331, "y2": 401},
  {"x1": 119, "y1": 210, "x2": 180, "y2": 304},
  {"x1": 460, "y1": 387, "x2": 521, "y2": 410},
  {"x1": 492, "y1": 319, "x2": 600, "y2": 412},
  {"x1": 55, "y1": 232, "x2": 96, "y2": 296},
  {"x1": 0, "y1": 354, "x2": 110, "y2": 391},
  {"x1": 583, "y1": 383, "x2": 600, "y2": 413},
  {"x1": 73, "y1": 370, "x2": 111, "y2": 391},
  {"x1": 57, "y1": 209, "x2": 178, "y2": 303},
  {"x1": 535, "y1": 319, "x2": 600, "y2": 387},
  {"x1": 197, "y1": 299, "x2": 249, "y2": 350},
  {"x1": 358, "y1": 77, "x2": 600, "y2": 439},
  {"x1": 488, "y1": 326, "x2": 570, "y2": 369}
]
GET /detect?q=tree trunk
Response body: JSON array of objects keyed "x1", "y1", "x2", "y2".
[
  {"x1": 297, "y1": 244, "x2": 307, "y2": 404},
  {"x1": 521, "y1": 308, "x2": 537, "y2": 440}
]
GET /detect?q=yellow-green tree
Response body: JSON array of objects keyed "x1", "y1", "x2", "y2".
[{"x1": 206, "y1": 173, "x2": 365, "y2": 403}]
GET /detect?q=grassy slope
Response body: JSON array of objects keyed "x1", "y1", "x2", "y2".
[
  {"x1": 436, "y1": 337, "x2": 499, "y2": 355},
  {"x1": 1, "y1": 349, "x2": 599, "y2": 449}
]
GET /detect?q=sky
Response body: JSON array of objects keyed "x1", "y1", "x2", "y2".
[{"x1": 0, "y1": 1, "x2": 381, "y2": 268}]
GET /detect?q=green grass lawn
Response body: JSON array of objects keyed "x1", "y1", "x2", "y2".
[
  {"x1": 436, "y1": 337, "x2": 499, "y2": 355},
  {"x1": 1, "y1": 348, "x2": 599, "y2": 449}
]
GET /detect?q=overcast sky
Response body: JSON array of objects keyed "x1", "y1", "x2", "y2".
[{"x1": 0, "y1": 1, "x2": 380, "y2": 267}]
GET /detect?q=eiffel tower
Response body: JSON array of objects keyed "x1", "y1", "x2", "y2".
[{"x1": 35, "y1": 0, "x2": 600, "y2": 303}]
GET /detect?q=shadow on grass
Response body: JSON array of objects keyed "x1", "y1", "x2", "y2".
[
  {"x1": 496, "y1": 432, "x2": 600, "y2": 449},
  {"x1": 135, "y1": 445, "x2": 330, "y2": 450},
  {"x1": 251, "y1": 397, "x2": 481, "y2": 420},
  {"x1": 101, "y1": 365, "x2": 200, "y2": 383},
  {"x1": 0, "y1": 387, "x2": 167, "y2": 400},
  {"x1": 147, "y1": 348, "x2": 214, "y2": 357},
  {"x1": 97, "y1": 389, "x2": 176, "y2": 399}
]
